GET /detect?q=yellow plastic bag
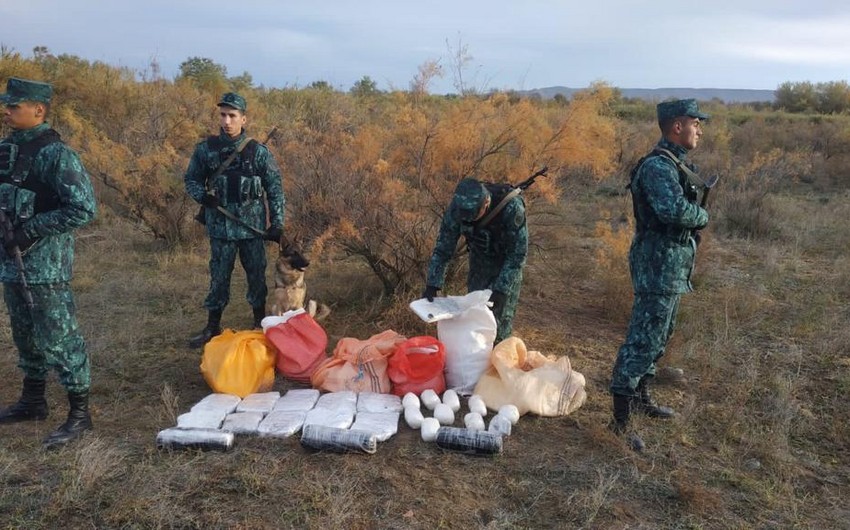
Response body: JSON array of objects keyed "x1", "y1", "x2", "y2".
[
  {"x1": 474, "y1": 337, "x2": 587, "y2": 417},
  {"x1": 200, "y1": 329, "x2": 276, "y2": 398}
]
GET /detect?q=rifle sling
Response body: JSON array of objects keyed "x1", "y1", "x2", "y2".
[
  {"x1": 206, "y1": 136, "x2": 253, "y2": 191},
  {"x1": 476, "y1": 188, "x2": 522, "y2": 228},
  {"x1": 653, "y1": 148, "x2": 706, "y2": 189}
]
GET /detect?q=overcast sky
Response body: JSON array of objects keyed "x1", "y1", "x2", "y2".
[{"x1": 3, "y1": 1, "x2": 850, "y2": 93}]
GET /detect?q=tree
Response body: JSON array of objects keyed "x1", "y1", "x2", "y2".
[
  {"x1": 350, "y1": 76, "x2": 380, "y2": 97},
  {"x1": 228, "y1": 71, "x2": 253, "y2": 93},
  {"x1": 410, "y1": 59, "x2": 443, "y2": 96},
  {"x1": 177, "y1": 57, "x2": 228, "y2": 93},
  {"x1": 817, "y1": 81, "x2": 850, "y2": 114},
  {"x1": 775, "y1": 81, "x2": 817, "y2": 113}
]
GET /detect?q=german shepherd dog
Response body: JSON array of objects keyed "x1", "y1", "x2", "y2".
[{"x1": 271, "y1": 242, "x2": 330, "y2": 320}]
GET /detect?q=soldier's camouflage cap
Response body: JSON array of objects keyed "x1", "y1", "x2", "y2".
[
  {"x1": 656, "y1": 98, "x2": 709, "y2": 122},
  {"x1": 218, "y1": 92, "x2": 247, "y2": 112},
  {"x1": 1, "y1": 77, "x2": 53, "y2": 105},
  {"x1": 451, "y1": 178, "x2": 490, "y2": 222}
]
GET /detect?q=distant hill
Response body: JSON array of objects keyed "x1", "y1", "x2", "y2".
[{"x1": 524, "y1": 86, "x2": 775, "y2": 103}]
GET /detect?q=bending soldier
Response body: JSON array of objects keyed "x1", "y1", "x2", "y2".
[
  {"x1": 423, "y1": 178, "x2": 528, "y2": 343},
  {"x1": 609, "y1": 99, "x2": 710, "y2": 451},
  {"x1": 0, "y1": 77, "x2": 98, "y2": 448},
  {"x1": 184, "y1": 92, "x2": 285, "y2": 348}
]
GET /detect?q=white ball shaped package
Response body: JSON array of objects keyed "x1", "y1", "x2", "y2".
[
  {"x1": 434, "y1": 403, "x2": 455, "y2": 425},
  {"x1": 463, "y1": 412, "x2": 485, "y2": 431},
  {"x1": 498, "y1": 404, "x2": 520, "y2": 425},
  {"x1": 404, "y1": 406, "x2": 424, "y2": 429},
  {"x1": 421, "y1": 389, "x2": 441, "y2": 410},
  {"x1": 402, "y1": 392, "x2": 420, "y2": 410},
  {"x1": 468, "y1": 394, "x2": 487, "y2": 417},
  {"x1": 442, "y1": 389, "x2": 461, "y2": 412},
  {"x1": 421, "y1": 418, "x2": 440, "y2": 442}
]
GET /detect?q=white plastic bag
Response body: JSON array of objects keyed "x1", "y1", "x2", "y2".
[
  {"x1": 222, "y1": 411, "x2": 265, "y2": 434},
  {"x1": 356, "y1": 392, "x2": 403, "y2": 413},
  {"x1": 432, "y1": 290, "x2": 497, "y2": 394},
  {"x1": 236, "y1": 391, "x2": 281, "y2": 414},
  {"x1": 190, "y1": 393, "x2": 242, "y2": 414}
]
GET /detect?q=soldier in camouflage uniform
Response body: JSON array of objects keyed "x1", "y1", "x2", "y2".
[
  {"x1": 423, "y1": 178, "x2": 528, "y2": 343},
  {"x1": 609, "y1": 99, "x2": 710, "y2": 451},
  {"x1": 0, "y1": 77, "x2": 98, "y2": 448},
  {"x1": 185, "y1": 92, "x2": 285, "y2": 348}
]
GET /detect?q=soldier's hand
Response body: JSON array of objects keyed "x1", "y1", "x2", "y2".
[
  {"x1": 201, "y1": 194, "x2": 220, "y2": 208},
  {"x1": 422, "y1": 285, "x2": 439, "y2": 302},
  {"x1": 264, "y1": 226, "x2": 283, "y2": 242},
  {"x1": 489, "y1": 290, "x2": 507, "y2": 315},
  {"x1": 4, "y1": 228, "x2": 35, "y2": 254}
]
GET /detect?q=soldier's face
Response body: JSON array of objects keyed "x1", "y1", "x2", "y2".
[
  {"x1": 676, "y1": 117, "x2": 702, "y2": 150},
  {"x1": 3, "y1": 101, "x2": 45, "y2": 130},
  {"x1": 219, "y1": 107, "x2": 246, "y2": 138}
]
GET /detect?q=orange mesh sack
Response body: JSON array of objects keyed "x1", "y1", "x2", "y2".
[
  {"x1": 473, "y1": 337, "x2": 587, "y2": 417},
  {"x1": 387, "y1": 336, "x2": 446, "y2": 397},
  {"x1": 200, "y1": 329, "x2": 276, "y2": 398},
  {"x1": 266, "y1": 313, "x2": 329, "y2": 383},
  {"x1": 311, "y1": 330, "x2": 406, "y2": 393}
]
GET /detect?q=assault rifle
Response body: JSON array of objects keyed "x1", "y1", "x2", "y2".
[
  {"x1": 476, "y1": 165, "x2": 548, "y2": 227},
  {"x1": 700, "y1": 174, "x2": 719, "y2": 207},
  {"x1": 516, "y1": 165, "x2": 549, "y2": 191},
  {"x1": 0, "y1": 209, "x2": 34, "y2": 308}
]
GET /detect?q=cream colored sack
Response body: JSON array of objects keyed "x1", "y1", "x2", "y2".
[{"x1": 474, "y1": 337, "x2": 586, "y2": 416}]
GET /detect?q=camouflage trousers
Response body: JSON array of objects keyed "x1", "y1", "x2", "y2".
[
  {"x1": 468, "y1": 264, "x2": 522, "y2": 343},
  {"x1": 609, "y1": 293, "x2": 681, "y2": 397},
  {"x1": 204, "y1": 237, "x2": 268, "y2": 312},
  {"x1": 3, "y1": 282, "x2": 90, "y2": 393}
]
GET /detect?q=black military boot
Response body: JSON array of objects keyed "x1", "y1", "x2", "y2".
[
  {"x1": 634, "y1": 377, "x2": 676, "y2": 418},
  {"x1": 0, "y1": 377, "x2": 49, "y2": 424},
  {"x1": 188, "y1": 310, "x2": 223, "y2": 348},
  {"x1": 43, "y1": 391, "x2": 93, "y2": 449},
  {"x1": 252, "y1": 306, "x2": 266, "y2": 329},
  {"x1": 608, "y1": 394, "x2": 645, "y2": 452}
]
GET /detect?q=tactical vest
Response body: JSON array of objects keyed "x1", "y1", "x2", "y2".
[
  {"x1": 628, "y1": 149, "x2": 699, "y2": 241},
  {"x1": 205, "y1": 136, "x2": 262, "y2": 206},
  {"x1": 0, "y1": 128, "x2": 63, "y2": 217},
  {"x1": 463, "y1": 182, "x2": 526, "y2": 256}
]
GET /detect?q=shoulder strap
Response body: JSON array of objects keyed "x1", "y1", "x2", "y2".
[
  {"x1": 653, "y1": 147, "x2": 706, "y2": 189},
  {"x1": 204, "y1": 136, "x2": 253, "y2": 188},
  {"x1": 476, "y1": 186, "x2": 522, "y2": 228}
]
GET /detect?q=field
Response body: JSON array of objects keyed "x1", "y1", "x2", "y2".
[{"x1": 1, "y1": 181, "x2": 847, "y2": 529}]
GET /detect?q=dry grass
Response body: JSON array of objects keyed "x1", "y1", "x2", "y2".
[{"x1": 0, "y1": 187, "x2": 847, "y2": 529}]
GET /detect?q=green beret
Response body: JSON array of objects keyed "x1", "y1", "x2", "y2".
[
  {"x1": 0, "y1": 77, "x2": 53, "y2": 105},
  {"x1": 656, "y1": 98, "x2": 709, "y2": 122},
  {"x1": 451, "y1": 178, "x2": 490, "y2": 222},
  {"x1": 218, "y1": 92, "x2": 247, "y2": 112}
]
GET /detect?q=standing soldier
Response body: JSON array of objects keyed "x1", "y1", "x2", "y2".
[
  {"x1": 422, "y1": 178, "x2": 528, "y2": 343},
  {"x1": 0, "y1": 77, "x2": 98, "y2": 448},
  {"x1": 609, "y1": 99, "x2": 710, "y2": 451},
  {"x1": 185, "y1": 92, "x2": 284, "y2": 348}
]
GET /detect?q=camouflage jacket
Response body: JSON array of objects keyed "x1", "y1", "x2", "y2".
[
  {"x1": 0, "y1": 123, "x2": 97, "y2": 284},
  {"x1": 426, "y1": 193, "x2": 528, "y2": 294},
  {"x1": 184, "y1": 130, "x2": 284, "y2": 240},
  {"x1": 628, "y1": 138, "x2": 709, "y2": 294}
]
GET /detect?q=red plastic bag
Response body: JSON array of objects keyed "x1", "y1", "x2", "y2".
[
  {"x1": 266, "y1": 313, "x2": 328, "y2": 383},
  {"x1": 387, "y1": 336, "x2": 446, "y2": 396}
]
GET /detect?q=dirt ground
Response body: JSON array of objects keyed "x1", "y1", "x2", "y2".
[{"x1": 0, "y1": 192, "x2": 848, "y2": 529}]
